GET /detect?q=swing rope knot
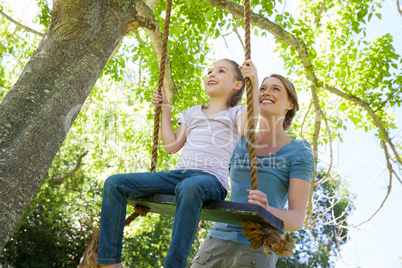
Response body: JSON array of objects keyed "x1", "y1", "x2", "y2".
[
  {"x1": 242, "y1": 220, "x2": 295, "y2": 257},
  {"x1": 124, "y1": 205, "x2": 151, "y2": 226},
  {"x1": 78, "y1": 228, "x2": 101, "y2": 268}
]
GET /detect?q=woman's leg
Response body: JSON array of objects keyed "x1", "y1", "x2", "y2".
[
  {"x1": 190, "y1": 236, "x2": 228, "y2": 268},
  {"x1": 191, "y1": 236, "x2": 278, "y2": 268},
  {"x1": 98, "y1": 171, "x2": 181, "y2": 265},
  {"x1": 164, "y1": 170, "x2": 227, "y2": 268}
]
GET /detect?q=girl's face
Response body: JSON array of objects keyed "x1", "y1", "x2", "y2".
[
  {"x1": 258, "y1": 77, "x2": 294, "y2": 117},
  {"x1": 203, "y1": 60, "x2": 242, "y2": 99}
]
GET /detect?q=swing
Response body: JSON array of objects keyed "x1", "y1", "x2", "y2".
[
  {"x1": 128, "y1": 194, "x2": 283, "y2": 229},
  {"x1": 79, "y1": 2, "x2": 295, "y2": 267},
  {"x1": 125, "y1": 0, "x2": 295, "y2": 257}
]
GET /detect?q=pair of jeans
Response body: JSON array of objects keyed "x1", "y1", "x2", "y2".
[{"x1": 98, "y1": 169, "x2": 227, "y2": 268}]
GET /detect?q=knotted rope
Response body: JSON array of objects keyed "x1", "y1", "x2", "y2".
[
  {"x1": 151, "y1": 0, "x2": 173, "y2": 173},
  {"x1": 241, "y1": 0, "x2": 295, "y2": 257},
  {"x1": 243, "y1": 0, "x2": 258, "y2": 191},
  {"x1": 78, "y1": 227, "x2": 100, "y2": 268},
  {"x1": 242, "y1": 220, "x2": 295, "y2": 257},
  {"x1": 124, "y1": 205, "x2": 151, "y2": 226}
]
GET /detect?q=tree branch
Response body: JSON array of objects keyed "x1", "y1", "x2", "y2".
[
  {"x1": 315, "y1": 0, "x2": 326, "y2": 25},
  {"x1": 306, "y1": 227, "x2": 332, "y2": 256},
  {"x1": 299, "y1": 100, "x2": 313, "y2": 139},
  {"x1": 347, "y1": 140, "x2": 392, "y2": 227},
  {"x1": 0, "y1": 9, "x2": 44, "y2": 37},
  {"x1": 220, "y1": 29, "x2": 231, "y2": 49},
  {"x1": 305, "y1": 81, "x2": 322, "y2": 223},
  {"x1": 232, "y1": 20, "x2": 245, "y2": 51},
  {"x1": 126, "y1": 14, "x2": 158, "y2": 33},
  {"x1": 373, "y1": 86, "x2": 401, "y2": 114},
  {"x1": 315, "y1": 110, "x2": 333, "y2": 186},
  {"x1": 135, "y1": 0, "x2": 176, "y2": 104},
  {"x1": 323, "y1": 84, "x2": 402, "y2": 171},
  {"x1": 48, "y1": 151, "x2": 89, "y2": 185},
  {"x1": 397, "y1": 0, "x2": 402, "y2": 16}
]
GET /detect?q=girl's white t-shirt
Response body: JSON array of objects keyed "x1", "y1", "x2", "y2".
[{"x1": 175, "y1": 104, "x2": 246, "y2": 190}]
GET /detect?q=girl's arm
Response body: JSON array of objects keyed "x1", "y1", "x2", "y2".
[
  {"x1": 247, "y1": 178, "x2": 310, "y2": 231},
  {"x1": 236, "y1": 60, "x2": 259, "y2": 137},
  {"x1": 152, "y1": 88, "x2": 188, "y2": 154}
]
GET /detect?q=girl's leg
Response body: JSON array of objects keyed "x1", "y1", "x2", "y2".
[
  {"x1": 164, "y1": 170, "x2": 227, "y2": 268},
  {"x1": 98, "y1": 171, "x2": 181, "y2": 265}
]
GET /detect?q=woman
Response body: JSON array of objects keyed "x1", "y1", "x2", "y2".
[{"x1": 191, "y1": 63, "x2": 314, "y2": 268}]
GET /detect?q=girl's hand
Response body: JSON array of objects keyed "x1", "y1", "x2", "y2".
[
  {"x1": 247, "y1": 189, "x2": 269, "y2": 210},
  {"x1": 238, "y1": 60, "x2": 258, "y2": 88},
  {"x1": 152, "y1": 87, "x2": 168, "y2": 107}
]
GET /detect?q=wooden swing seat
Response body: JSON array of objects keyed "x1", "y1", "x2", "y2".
[{"x1": 128, "y1": 194, "x2": 284, "y2": 230}]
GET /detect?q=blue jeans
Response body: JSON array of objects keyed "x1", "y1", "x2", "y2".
[{"x1": 98, "y1": 169, "x2": 227, "y2": 268}]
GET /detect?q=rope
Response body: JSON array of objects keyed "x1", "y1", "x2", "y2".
[
  {"x1": 79, "y1": 227, "x2": 100, "y2": 268},
  {"x1": 243, "y1": 0, "x2": 258, "y2": 191},
  {"x1": 124, "y1": 0, "x2": 173, "y2": 228},
  {"x1": 242, "y1": 220, "x2": 295, "y2": 257},
  {"x1": 151, "y1": 0, "x2": 173, "y2": 173},
  {"x1": 241, "y1": 0, "x2": 295, "y2": 257},
  {"x1": 124, "y1": 205, "x2": 151, "y2": 226}
]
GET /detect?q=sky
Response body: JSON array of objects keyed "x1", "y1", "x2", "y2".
[{"x1": 3, "y1": 0, "x2": 402, "y2": 267}]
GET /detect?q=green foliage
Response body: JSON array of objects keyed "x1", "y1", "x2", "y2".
[
  {"x1": 0, "y1": 206, "x2": 86, "y2": 268},
  {"x1": 121, "y1": 215, "x2": 212, "y2": 267},
  {"x1": 0, "y1": 174, "x2": 94, "y2": 268},
  {"x1": 274, "y1": 0, "x2": 401, "y2": 140},
  {"x1": 0, "y1": 9, "x2": 40, "y2": 97},
  {"x1": 34, "y1": 0, "x2": 52, "y2": 27}
]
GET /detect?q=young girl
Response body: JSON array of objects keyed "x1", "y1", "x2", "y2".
[{"x1": 97, "y1": 59, "x2": 259, "y2": 268}]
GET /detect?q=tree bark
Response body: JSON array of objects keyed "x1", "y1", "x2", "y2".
[{"x1": 0, "y1": 0, "x2": 151, "y2": 249}]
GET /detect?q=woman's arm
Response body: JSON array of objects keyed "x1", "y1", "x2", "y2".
[
  {"x1": 247, "y1": 178, "x2": 310, "y2": 231},
  {"x1": 237, "y1": 59, "x2": 259, "y2": 137},
  {"x1": 152, "y1": 88, "x2": 187, "y2": 154}
]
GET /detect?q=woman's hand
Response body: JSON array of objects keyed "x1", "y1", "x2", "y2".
[
  {"x1": 247, "y1": 189, "x2": 269, "y2": 210},
  {"x1": 239, "y1": 59, "x2": 258, "y2": 88},
  {"x1": 151, "y1": 87, "x2": 168, "y2": 107}
]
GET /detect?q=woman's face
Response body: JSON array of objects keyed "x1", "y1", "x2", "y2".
[{"x1": 258, "y1": 77, "x2": 294, "y2": 117}]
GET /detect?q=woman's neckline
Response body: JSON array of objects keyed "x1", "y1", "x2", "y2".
[{"x1": 244, "y1": 137, "x2": 294, "y2": 157}]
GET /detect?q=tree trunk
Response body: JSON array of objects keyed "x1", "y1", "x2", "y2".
[{"x1": 0, "y1": 0, "x2": 148, "y2": 249}]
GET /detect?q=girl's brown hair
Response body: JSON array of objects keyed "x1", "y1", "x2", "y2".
[
  {"x1": 221, "y1": 59, "x2": 245, "y2": 107},
  {"x1": 262, "y1": 74, "x2": 299, "y2": 131}
]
